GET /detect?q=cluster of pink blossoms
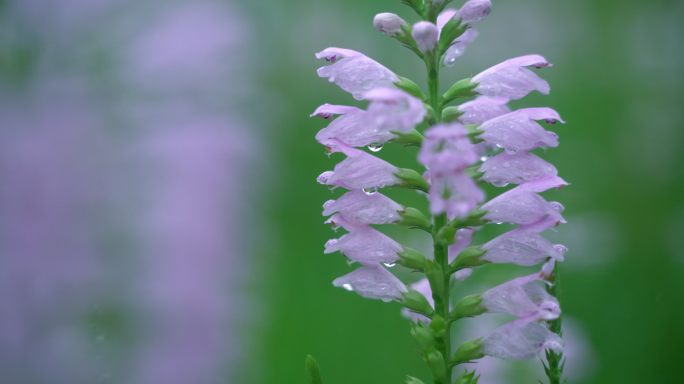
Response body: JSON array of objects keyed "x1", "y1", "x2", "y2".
[{"x1": 313, "y1": 0, "x2": 569, "y2": 373}]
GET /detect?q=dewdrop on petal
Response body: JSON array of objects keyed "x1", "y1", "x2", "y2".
[
  {"x1": 333, "y1": 264, "x2": 408, "y2": 302},
  {"x1": 324, "y1": 226, "x2": 404, "y2": 265},
  {"x1": 472, "y1": 55, "x2": 552, "y2": 100},
  {"x1": 480, "y1": 315, "x2": 563, "y2": 360},
  {"x1": 457, "y1": 96, "x2": 511, "y2": 125},
  {"x1": 322, "y1": 189, "x2": 404, "y2": 225}
]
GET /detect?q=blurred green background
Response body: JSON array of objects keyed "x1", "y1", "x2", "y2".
[{"x1": 246, "y1": 0, "x2": 684, "y2": 383}]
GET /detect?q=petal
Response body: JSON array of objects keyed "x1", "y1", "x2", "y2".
[
  {"x1": 325, "y1": 226, "x2": 404, "y2": 265},
  {"x1": 481, "y1": 315, "x2": 563, "y2": 360},
  {"x1": 332, "y1": 264, "x2": 408, "y2": 302},
  {"x1": 478, "y1": 151, "x2": 558, "y2": 186},
  {"x1": 363, "y1": 88, "x2": 426, "y2": 134},
  {"x1": 322, "y1": 189, "x2": 404, "y2": 225},
  {"x1": 472, "y1": 55, "x2": 551, "y2": 100},
  {"x1": 480, "y1": 229, "x2": 566, "y2": 265}
]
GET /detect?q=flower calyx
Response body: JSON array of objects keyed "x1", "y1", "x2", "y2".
[
  {"x1": 397, "y1": 246, "x2": 428, "y2": 271},
  {"x1": 450, "y1": 338, "x2": 485, "y2": 366},
  {"x1": 402, "y1": 287, "x2": 435, "y2": 317},
  {"x1": 394, "y1": 168, "x2": 431, "y2": 193},
  {"x1": 449, "y1": 209, "x2": 489, "y2": 228},
  {"x1": 450, "y1": 293, "x2": 486, "y2": 319},
  {"x1": 449, "y1": 246, "x2": 490, "y2": 270},
  {"x1": 442, "y1": 78, "x2": 479, "y2": 106},
  {"x1": 395, "y1": 207, "x2": 432, "y2": 230},
  {"x1": 394, "y1": 76, "x2": 427, "y2": 101}
]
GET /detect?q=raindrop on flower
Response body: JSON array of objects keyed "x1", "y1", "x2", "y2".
[
  {"x1": 363, "y1": 187, "x2": 378, "y2": 195},
  {"x1": 446, "y1": 57, "x2": 457, "y2": 67},
  {"x1": 368, "y1": 142, "x2": 384, "y2": 152},
  {"x1": 342, "y1": 283, "x2": 354, "y2": 291},
  {"x1": 480, "y1": 154, "x2": 492, "y2": 162},
  {"x1": 502, "y1": 161, "x2": 511, "y2": 168},
  {"x1": 496, "y1": 144, "x2": 504, "y2": 148},
  {"x1": 491, "y1": 180, "x2": 509, "y2": 187},
  {"x1": 496, "y1": 222, "x2": 503, "y2": 225},
  {"x1": 383, "y1": 262, "x2": 396, "y2": 267}
]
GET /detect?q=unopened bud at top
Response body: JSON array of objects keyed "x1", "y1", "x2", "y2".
[
  {"x1": 373, "y1": 13, "x2": 408, "y2": 35},
  {"x1": 411, "y1": 21, "x2": 439, "y2": 53},
  {"x1": 456, "y1": 0, "x2": 492, "y2": 25}
]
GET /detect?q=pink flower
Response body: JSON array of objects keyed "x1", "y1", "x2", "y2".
[
  {"x1": 481, "y1": 271, "x2": 560, "y2": 320},
  {"x1": 478, "y1": 151, "x2": 558, "y2": 187},
  {"x1": 457, "y1": 96, "x2": 510, "y2": 125},
  {"x1": 320, "y1": 140, "x2": 402, "y2": 190},
  {"x1": 316, "y1": 48, "x2": 400, "y2": 100},
  {"x1": 455, "y1": 0, "x2": 492, "y2": 26},
  {"x1": 324, "y1": 226, "x2": 403, "y2": 265},
  {"x1": 476, "y1": 107, "x2": 565, "y2": 153},
  {"x1": 412, "y1": 21, "x2": 439, "y2": 53},
  {"x1": 322, "y1": 189, "x2": 403, "y2": 225},
  {"x1": 480, "y1": 228, "x2": 567, "y2": 265},
  {"x1": 400, "y1": 278, "x2": 433, "y2": 324},
  {"x1": 480, "y1": 315, "x2": 563, "y2": 360},
  {"x1": 429, "y1": 172, "x2": 484, "y2": 219},
  {"x1": 436, "y1": 9, "x2": 479, "y2": 66},
  {"x1": 480, "y1": 176, "x2": 568, "y2": 225},
  {"x1": 373, "y1": 13, "x2": 408, "y2": 35},
  {"x1": 364, "y1": 88, "x2": 426, "y2": 134},
  {"x1": 472, "y1": 55, "x2": 552, "y2": 100},
  {"x1": 418, "y1": 123, "x2": 478, "y2": 174},
  {"x1": 333, "y1": 264, "x2": 408, "y2": 302},
  {"x1": 312, "y1": 104, "x2": 388, "y2": 147}
]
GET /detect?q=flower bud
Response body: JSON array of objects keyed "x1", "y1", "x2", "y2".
[
  {"x1": 441, "y1": 106, "x2": 465, "y2": 122},
  {"x1": 425, "y1": 260, "x2": 444, "y2": 298},
  {"x1": 429, "y1": 315, "x2": 446, "y2": 339},
  {"x1": 395, "y1": 168, "x2": 430, "y2": 193},
  {"x1": 394, "y1": 76, "x2": 427, "y2": 101},
  {"x1": 449, "y1": 246, "x2": 490, "y2": 269},
  {"x1": 454, "y1": 369, "x2": 480, "y2": 384},
  {"x1": 449, "y1": 209, "x2": 488, "y2": 228},
  {"x1": 401, "y1": 287, "x2": 435, "y2": 316},
  {"x1": 373, "y1": 13, "x2": 409, "y2": 35},
  {"x1": 397, "y1": 246, "x2": 428, "y2": 270},
  {"x1": 388, "y1": 129, "x2": 425, "y2": 146},
  {"x1": 405, "y1": 376, "x2": 425, "y2": 384},
  {"x1": 412, "y1": 21, "x2": 439, "y2": 53},
  {"x1": 450, "y1": 338, "x2": 485, "y2": 365},
  {"x1": 424, "y1": 349, "x2": 446, "y2": 381},
  {"x1": 437, "y1": 225, "x2": 457, "y2": 246},
  {"x1": 442, "y1": 78, "x2": 479, "y2": 105},
  {"x1": 456, "y1": 0, "x2": 493, "y2": 25},
  {"x1": 395, "y1": 207, "x2": 432, "y2": 229},
  {"x1": 411, "y1": 321, "x2": 436, "y2": 350},
  {"x1": 450, "y1": 293, "x2": 486, "y2": 319}
]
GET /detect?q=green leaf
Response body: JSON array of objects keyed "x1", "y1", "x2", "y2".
[
  {"x1": 394, "y1": 76, "x2": 427, "y2": 101},
  {"x1": 305, "y1": 355, "x2": 323, "y2": 384}
]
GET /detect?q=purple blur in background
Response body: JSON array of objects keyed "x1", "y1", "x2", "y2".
[{"x1": 0, "y1": 1, "x2": 257, "y2": 383}]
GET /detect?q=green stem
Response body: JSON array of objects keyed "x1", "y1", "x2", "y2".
[
  {"x1": 544, "y1": 264, "x2": 564, "y2": 384},
  {"x1": 426, "y1": 52, "x2": 450, "y2": 383}
]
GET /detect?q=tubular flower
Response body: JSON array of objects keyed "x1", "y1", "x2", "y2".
[
  {"x1": 455, "y1": 0, "x2": 493, "y2": 26},
  {"x1": 324, "y1": 225, "x2": 404, "y2": 265},
  {"x1": 373, "y1": 13, "x2": 409, "y2": 35},
  {"x1": 322, "y1": 190, "x2": 404, "y2": 225},
  {"x1": 457, "y1": 96, "x2": 510, "y2": 125},
  {"x1": 312, "y1": 88, "x2": 425, "y2": 147},
  {"x1": 363, "y1": 88, "x2": 427, "y2": 135},
  {"x1": 480, "y1": 314, "x2": 564, "y2": 360},
  {"x1": 478, "y1": 151, "x2": 558, "y2": 187},
  {"x1": 316, "y1": 48, "x2": 400, "y2": 100},
  {"x1": 475, "y1": 107, "x2": 565, "y2": 153},
  {"x1": 332, "y1": 264, "x2": 408, "y2": 302},
  {"x1": 320, "y1": 139, "x2": 402, "y2": 190},
  {"x1": 480, "y1": 270, "x2": 560, "y2": 320},
  {"x1": 472, "y1": 55, "x2": 552, "y2": 100},
  {"x1": 480, "y1": 176, "x2": 568, "y2": 225},
  {"x1": 480, "y1": 228, "x2": 567, "y2": 265}
]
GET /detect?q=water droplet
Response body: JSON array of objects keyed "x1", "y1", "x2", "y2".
[
  {"x1": 480, "y1": 155, "x2": 490, "y2": 162},
  {"x1": 362, "y1": 79, "x2": 374, "y2": 89},
  {"x1": 381, "y1": 296, "x2": 393, "y2": 303},
  {"x1": 368, "y1": 142, "x2": 384, "y2": 152},
  {"x1": 552, "y1": 244, "x2": 568, "y2": 255},
  {"x1": 383, "y1": 262, "x2": 396, "y2": 267},
  {"x1": 549, "y1": 201, "x2": 564, "y2": 212},
  {"x1": 363, "y1": 187, "x2": 377, "y2": 195},
  {"x1": 502, "y1": 161, "x2": 511, "y2": 168},
  {"x1": 491, "y1": 180, "x2": 509, "y2": 187},
  {"x1": 342, "y1": 283, "x2": 354, "y2": 291},
  {"x1": 505, "y1": 148, "x2": 517, "y2": 155},
  {"x1": 496, "y1": 222, "x2": 503, "y2": 225},
  {"x1": 496, "y1": 144, "x2": 504, "y2": 148}
]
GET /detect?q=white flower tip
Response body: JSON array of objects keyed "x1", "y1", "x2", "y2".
[
  {"x1": 457, "y1": 0, "x2": 492, "y2": 25},
  {"x1": 411, "y1": 21, "x2": 439, "y2": 53},
  {"x1": 373, "y1": 13, "x2": 407, "y2": 35},
  {"x1": 317, "y1": 171, "x2": 334, "y2": 185},
  {"x1": 549, "y1": 201, "x2": 564, "y2": 212}
]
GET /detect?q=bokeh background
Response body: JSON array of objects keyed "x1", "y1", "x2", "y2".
[{"x1": 0, "y1": 0, "x2": 682, "y2": 383}]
